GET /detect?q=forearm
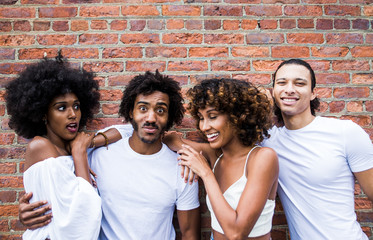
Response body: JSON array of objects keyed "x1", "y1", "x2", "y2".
[
  {"x1": 72, "y1": 150, "x2": 91, "y2": 184},
  {"x1": 91, "y1": 128, "x2": 122, "y2": 148}
]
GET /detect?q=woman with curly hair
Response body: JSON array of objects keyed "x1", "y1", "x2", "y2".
[
  {"x1": 164, "y1": 78, "x2": 278, "y2": 240},
  {"x1": 5, "y1": 55, "x2": 104, "y2": 240}
]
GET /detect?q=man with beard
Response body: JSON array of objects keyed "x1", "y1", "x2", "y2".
[{"x1": 89, "y1": 70, "x2": 200, "y2": 239}]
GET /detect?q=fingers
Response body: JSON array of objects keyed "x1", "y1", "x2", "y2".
[
  {"x1": 23, "y1": 213, "x2": 52, "y2": 230},
  {"x1": 19, "y1": 199, "x2": 52, "y2": 228},
  {"x1": 184, "y1": 167, "x2": 190, "y2": 183},
  {"x1": 19, "y1": 192, "x2": 32, "y2": 204},
  {"x1": 89, "y1": 168, "x2": 97, "y2": 178}
]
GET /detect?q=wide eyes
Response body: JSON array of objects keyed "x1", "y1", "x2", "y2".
[
  {"x1": 138, "y1": 105, "x2": 167, "y2": 115},
  {"x1": 56, "y1": 103, "x2": 80, "y2": 111}
]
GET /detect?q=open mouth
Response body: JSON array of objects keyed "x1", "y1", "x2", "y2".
[
  {"x1": 206, "y1": 132, "x2": 219, "y2": 142},
  {"x1": 66, "y1": 123, "x2": 78, "y2": 133}
]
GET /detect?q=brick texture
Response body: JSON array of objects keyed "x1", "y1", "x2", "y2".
[{"x1": 0, "y1": 1, "x2": 372, "y2": 239}]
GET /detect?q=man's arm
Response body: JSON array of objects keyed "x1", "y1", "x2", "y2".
[
  {"x1": 19, "y1": 192, "x2": 52, "y2": 229},
  {"x1": 354, "y1": 168, "x2": 373, "y2": 202},
  {"x1": 177, "y1": 208, "x2": 200, "y2": 240}
]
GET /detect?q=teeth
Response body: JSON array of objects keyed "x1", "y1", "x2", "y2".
[
  {"x1": 283, "y1": 98, "x2": 296, "y2": 102},
  {"x1": 206, "y1": 133, "x2": 219, "y2": 139}
]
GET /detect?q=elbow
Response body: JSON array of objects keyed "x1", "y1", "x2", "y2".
[{"x1": 225, "y1": 231, "x2": 247, "y2": 240}]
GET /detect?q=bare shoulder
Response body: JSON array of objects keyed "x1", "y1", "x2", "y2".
[
  {"x1": 25, "y1": 136, "x2": 59, "y2": 170},
  {"x1": 249, "y1": 146, "x2": 278, "y2": 171}
]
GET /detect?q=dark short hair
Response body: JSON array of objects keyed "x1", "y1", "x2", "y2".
[
  {"x1": 5, "y1": 54, "x2": 100, "y2": 139},
  {"x1": 119, "y1": 70, "x2": 185, "y2": 131},
  {"x1": 273, "y1": 59, "x2": 320, "y2": 125},
  {"x1": 187, "y1": 78, "x2": 272, "y2": 146}
]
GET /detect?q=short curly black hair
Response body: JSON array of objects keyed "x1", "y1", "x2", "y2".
[
  {"x1": 273, "y1": 59, "x2": 320, "y2": 125},
  {"x1": 187, "y1": 78, "x2": 272, "y2": 147},
  {"x1": 119, "y1": 70, "x2": 185, "y2": 131},
  {"x1": 5, "y1": 54, "x2": 100, "y2": 139}
]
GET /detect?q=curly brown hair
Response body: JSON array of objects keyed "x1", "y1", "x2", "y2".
[{"x1": 187, "y1": 78, "x2": 272, "y2": 146}]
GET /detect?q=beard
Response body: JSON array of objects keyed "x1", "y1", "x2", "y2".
[{"x1": 131, "y1": 120, "x2": 167, "y2": 144}]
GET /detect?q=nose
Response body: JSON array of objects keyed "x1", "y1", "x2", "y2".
[
  {"x1": 284, "y1": 82, "x2": 295, "y2": 94},
  {"x1": 199, "y1": 119, "x2": 210, "y2": 132},
  {"x1": 145, "y1": 109, "x2": 156, "y2": 123},
  {"x1": 68, "y1": 107, "x2": 76, "y2": 119}
]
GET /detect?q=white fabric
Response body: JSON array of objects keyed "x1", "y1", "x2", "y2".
[
  {"x1": 262, "y1": 116, "x2": 373, "y2": 240},
  {"x1": 206, "y1": 146, "x2": 275, "y2": 237},
  {"x1": 22, "y1": 156, "x2": 102, "y2": 240},
  {"x1": 89, "y1": 125, "x2": 200, "y2": 240}
]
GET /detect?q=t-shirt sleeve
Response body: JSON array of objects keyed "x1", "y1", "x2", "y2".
[
  {"x1": 98, "y1": 124, "x2": 133, "y2": 139},
  {"x1": 175, "y1": 166, "x2": 200, "y2": 211},
  {"x1": 344, "y1": 120, "x2": 373, "y2": 172}
]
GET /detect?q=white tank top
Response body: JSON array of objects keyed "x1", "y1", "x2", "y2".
[{"x1": 206, "y1": 146, "x2": 275, "y2": 237}]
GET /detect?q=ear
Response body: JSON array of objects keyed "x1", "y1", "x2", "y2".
[
  {"x1": 311, "y1": 89, "x2": 317, "y2": 101},
  {"x1": 129, "y1": 110, "x2": 133, "y2": 119}
]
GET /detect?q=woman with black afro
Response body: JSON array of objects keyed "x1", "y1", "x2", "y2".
[
  {"x1": 164, "y1": 78, "x2": 279, "y2": 240},
  {"x1": 6, "y1": 54, "x2": 106, "y2": 239}
]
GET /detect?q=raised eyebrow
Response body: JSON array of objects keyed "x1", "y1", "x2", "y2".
[
  {"x1": 156, "y1": 102, "x2": 169, "y2": 108},
  {"x1": 136, "y1": 101, "x2": 150, "y2": 106}
]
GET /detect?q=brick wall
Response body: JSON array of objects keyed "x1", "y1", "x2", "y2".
[{"x1": 0, "y1": 0, "x2": 372, "y2": 239}]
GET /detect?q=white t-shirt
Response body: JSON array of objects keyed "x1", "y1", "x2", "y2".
[
  {"x1": 262, "y1": 116, "x2": 373, "y2": 240},
  {"x1": 23, "y1": 156, "x2": 102, "y2": 240},
  {"x1": 89, "y1": 125, "x2": 200, "y2": 240}
]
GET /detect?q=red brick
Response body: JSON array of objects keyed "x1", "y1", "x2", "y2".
[
  {"x1": 280, "y1": 19, "x2": 296, "y2": 29},
  {"x1": 347, "y1": 101, "x2": 363, "y2": 113},
  {"x1": 37, "y1": 34, "x2": 76, "y2": 45},
  {"x1": 103, "y1": 47, "x2": 142, "y2": 58},
  {"x1": 0, "y1": 105, "x2": 5, "y2": 116},
  {"x1": 366, "y1": 101, "x2": 373, "y2": 112},
  {"x1": 211, "y1": 60, "x2": 250, "y2": 71},
  {"x1": 334, "y1": 19, "x2": 350, "y2": 29},
  {"x1": 8, "y1": 147, "x2": 26, "y2": 160},
  {"x1": 0, "y1": 0, "x2": 17, "y2": 4},
  {"x1": 98, "y1": 90, "x2": 123, "y2": 101},
  {"x1": 352, "y1": 73, "x2": 373, "y2": 84},
  {"x1": 120, "y1": 33, "x2": 160, "y2": 44},
  {"x1": 10, "y1": 219, "x2": 26, "y2": 232},
  {"x1": 364, "y1": 6, "x2": 373, "y2": 16},
  {"x1": 0, "y1": 49, "x2": 15, "y2": 60},
  {"x1": 367, "y1": 34, "x2": 373, "y2": 44},
  {"x1": 0, "y1": 35, "x2": 35, "y2": 46},
  {"x1": 0, "y1": 219, "x2": 9, "y2": 232},
  {"x1": 52, "y1": 21, "x2": 69, "y2": 31},
  {"x1": 79, "y1": 34, "x2": 118, "y2": 45},
  {"x1": 14, "y1": 20, "x2": 31, "y2": 31},
  {"x1": 204, "y1": 5, "x2": 242, "y2": 16},
  {"x1": 186, "y1": 20, "x2": 202, "y2": 30},
  {"x1": 329, "y1": 101, "x2": 345, "y2": 113},
  {"x1": 351, "y1": 46, "x2": 373, "y2": 58},
  {"x1": 298, "y1": 19, "x2": 314, "y2": 28},
  {"x1": 79, "y1": 6, "x2": 120, "y2": 17},
  {"x1": 205, "y1": 34, "x2": 244, "y2": 44},
  {"x1": 163, "y1": 33, "x2": 202, "y2": 44},
  {"x1": 0, "y1": 7, "x2": 35, "y2": 18},
  {"x1": 233, "y1": 74, "x2": 272, "y2": 85},
  {"x1": 91, "y1": 20, "x2": 108, "y2": 30},
  {"x1": 242, "y1": 20, "x2": 258, "y2": 30},
  {"x1": 284, "y1": 6, "x2": 322, "y2": 16},
  {"x1": 126, "y1": 61, "x2": 166, "y2": 72},
  {"x1": 0, "y1": 162, "x2": 16, "y2": 174},
  {"x1": 33, "y1": 21, "x2": 50, "y2": 31},
  {"x1": 102, "y1": 103, "x2": 120, "y2": 115},
  {"x1": 311, "y1": 47, "x2": 349, "y2": 57},
  {"x1": 315, "y1": 87, "x2": 332, "y2": 98},
  {"x1": 246, "y1": 33, "x2": 284, "y2": 44},
  {"x1": 352, "y1": 19, "x2": 369, "y2": 30},
  {"x1": 334, "y1": 87, "x2": 370, "y2": 98},
  {"x1": 0, "y1": 21, "x2": 12, "y2": 32},
  {"x1": 166, "y1": 19, "x2": 184, "y2": 29},
  {"x1": 168, "y1": 61, "x2": 208, "y2": 71},
  {"x1": 226, "y1": 0, "x2": 261, "y2": 2},
  {"x1": 110, "y1": 20, "x2": 127, "y2": 31},
  {"x1": 222, "y1": 20, "x2": 240, "y2": 30},
  {"x1": 146, "y1": 47, "x2": 187, "y2": 58},
  {"x1": 0, "y1": 133, "x2": 15, "y2": 145},
  {"x1": 316, "y1": 73, "x2": 349, "y2": 84},
  {"x1": 326, "y1": 33, "x2": 363, "y2": 44},
  {"x1": 83, "y1": 61, "x2": 123, "y2": 73},
  {"x1": 63, "y1": 0, "x2": 100, "y2": 3},
  {"x1": 325, "y1": 5, "x2": 360, "y2": 16},
  {"x1": 86, "y1": 117, "x2": 124, "y2": 131},
  {"x1": 245, "y1": 5, "x2": 282, "y2": 16},
  {"x1": 121, "y1": 5, "x2": 159, "y2": 16},
  {"x1": 316, "y1": 19, "x2": 333, "y2": 30},
  {"x1": 204, "y1": 20, "x2": 221, "y2": 30},
  {"x1": 0, "y1": 63, "x2": 27, "y2": 75},
  {"x1": 341, "y1": 115, "x2": 371, "y2": 127},
  {"x1": 18, "y1": 48, "x2": 58, "y2": 59},
  {"x1": 148, "y1": 20, "x2": 164, "y2": 30},
  {"x1": 259, "y1": 19, "x2": 277, "y2": 29},
  {"x1": 232, "y1": 47, "x2": 269, "y2": 58},
  {"x1": 287, "y1": 33, "x2": 324, "y2": 44},
  {"x1": 318, "y1": 102, "x2": 328, "y2": 113},
  {"x1": 0, "y1": 176, "x2": 23, "y2": 188},
  {"x1": 39, "y1": 7, "x2": 77, "y2": 18},
  {"x1": 189, "y1": 47, "x2": 228, "y2": 58},
  {"x1": 332, "y1": 60, "x2": 370, "y2": 71},
  {"x1": 0, "y1": 205, "x2": 19, "y2": 216},
  {"x1": 60, "y1": 48, "x2": 99, "y2": 59},
  {"x1": 130, "y1": 20, "x2": 146, "y2": 31},
  {"x1": 272, "y1": 46, "x2": 310, "y2": 58},
  {"x1": 108, "y1": 75, "x2": 136, "y2": 86},
  {"x1": 163, "y1": 5, "x2": 201, "y2": 16},
  {"x1": 302, "y1": 0, "x2": 337, "y2": 3},
  {"x1": 71, "y1": 20, "x2": 89, "y2": 31},
  {"x1": 252, "y1": 60, "x2": 281, "y2": 71}
]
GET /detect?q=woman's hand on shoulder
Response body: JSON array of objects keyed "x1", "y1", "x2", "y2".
[
  {"x1": 25, "y1": 136, "x2": 59, "y2": 170},
  {"x1": 69, "y1": 132, "x2": 94, "y2": 155}
]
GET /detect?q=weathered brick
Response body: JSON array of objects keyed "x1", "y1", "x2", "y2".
[
  {"x1": 366, "y1": 101, "x2": 373, "y2": 112},
  {"x1": 351, "y1": 46, "x2": 373, "y2": 58},
  {"x1": 148, "y1": 20, "x2": 164, "y2": 30},
  {"x1": 0, "y1": 49, "x2": 15, "y2": 60},
  {"x1": 189, "y1": 47, "x2": 228, "y2": 58},
  {"x1": 37, "y1": 34, "x2": 76, "y2": 45},
  {"x1": 102, "y1": 103, "x2": 120, "y2": 115},
  {"x1": 0, "y1": 35, "x2": 35, "y2": 46},
  {"x1": 332, "y1": 60, "x2": 370, "y2": 71},
  {"x1": 252, "y1": 60, "x2": 281, "y2": 71},
  {"x1": 223, "y1": 20, "x2": 240, "y2": 30},
  {"x1": 298, "y1": 18, "x2": 314, "y2": 29},
  {"x1": 352, "y1": 73, "x2": 373, "y2": 84},
  {"x1": 352, "y1": 19, "x2": 369, "y2": 30},
  {"x1": 341, "y1": 115, "x2": 371, "y2": 127},
  {"x1": 284, "y1": 6, "x2": 322, "y2": 16},
  {"x1": 61, "y1": 48, "x2": 99, "y2": 59},
  {"x1": 39, "y1": 7, "x2": 77, "y2": 18},
  {"x1": 52, "y1": 21, "x2": 69, "y2": 31},
  {"x1": 18, "y1": 48, "x2": 58, "y2": 59},
  {"x1": 83, "y1": 61, "x2": 123, "y2": 73},
  {"x1": 0, "y1": 0, "x2": 17, "y2": 4},
  {"x1": 204, "y1": 20, "x2": 221, "y2": 30},
  {"x1": 10, "y1": 219, "x2": 26, "y2": 232},
  {"x1": 120, "y1": 33, "x2": 160, "y2": 44},
  {"x1": 233, "y1": 73, "x2": 272, "y2": 85},
  {"x1": 205, "y1": 34, "x2": 244, "y2": 44},
  {"x1": 245, "y1": 5, "x2": 282, "y2": 16},
  {"x1": 79, "y1": 34, "x2": 118, "y2": 45},
  {"x1": 311, "y1": 47, "x2": 349, "y2": 58},
  {"x1": 108, "y1": 74, "x2": 136, "y2": 86},
  {"x1": 63, "y1": 0, "x2": 100, "y2": 3},
  {"x1": 146, "y1": 47, "x2": 187, "y2": 58},
  {"x1": 98, "y1": 90, "x2": 123, "y2": 101},
  {"x1": 0, "y1": 162, "x2": 16, "y2": 174},
  {"x1": 334, "y1": 19, "x2": 350, "y2": 29},
  {"x1": 103, "y1": 47, "x2": 142, "y2": 58},
  {"x1": 166, "y1": 19, "x2": 184, "y2": 29},
  {"x1": 14, "y1": 20, "x2": 31, "y2": 31},
  {"x1": 163, "y1": 33, "x2": 202, "y2": 44},
  {"x1": 110, "y1": 20, "x2": 127, "y2": 31},
  {"x1": 185, "y1": 20, "x2": 202, "y2": 30},
  {"x1": 33, "y1": 21, "x2": 51, "y2": 31},
  {"x1": 259, "y1": 19, "x2": 277, "y2": 29},
  {"x1": 246, "y1": 33, "x2": 284, "y2": 44},
  {"x1": 316, "y1": 73, "x2": 349, "y2": 84},
  {"x1": 334, "y1": 87, "x2": 370, "y2": 98},
  {"x1": 242, "y1": 20, "x2": 258, "y2": 30},
  {"x1": 325, "y1": 5, "x2": 360, "y2": 16},
  {"x1": 0, "y1": 21, "x2": 12, "y2": 32},
  {"x1": 121, "y1": 5, "x2": 159, "y2": 16},
  {"x1": 316, "y1": 87, "x2": 333, "y2": 98},
  {"x1": 316, "y1": 19, "x2": 333, "y2": 30},
  {"x1": 364, "y1": 5, "x2": 373, "y2": 16},
  {"x1": 211, "y1": 60, "x2": 250, "y2": 71},
  {"x1": 347, "y1": 101, "x2": 364, "y2": 113},
  {"x1": 329, "y1": 101, "x2": 345, "y2": 113},
  {"x1": 71, "y1": 20, "x2": 89, "y2": 31},
  {"x1": 91, "y1": 20, "x2": 108, "y2": 30},
  {"x1": 126, "y1": 61, "x2": 166, "y2": 72},
  {"x1": 287, "y1": 33, "x2": 324, "y2": 44},
  {"x1": 0, "y1": 176, "x2": 23, "y2": 188},
  {"x1": 0, "y1": 219, "x2": 9, "y2": 232},
  {"x1": 22, "y1": 0, "x2": 59, "y2": 3},
  {"x1": 130, "y1": 20, "x2": 146, "y2": 31},
  {"x1": 204, "y1": 5, "x2": 242, "y2": 16},
  {"x1": 0, "y1": 63, "x2": 27, "y2": 75},
  {"x1": 280, "y1": 19, "x2": 296, "y2": 29},
  {"x1": 79, "y1": 6, "x2": 120, "y2": 17},
  {"x1": 272, "y1": 46, "x2": 310, "y2": 58},
  {"x1": 162, "y1": 5, "x2": 201, "y2": 16},
  {"x1": 232, "y1": 47, "x2": 269, "y2": 58},
  {"x1": 326, "y1": 33, "x2": 363, "y2": 44},
  {"x1": 168, "y1": 61, "x2": 208, "y2": 71},
  {"x1": 0, "y1": 7, "x2": 35, "y2": 18}
]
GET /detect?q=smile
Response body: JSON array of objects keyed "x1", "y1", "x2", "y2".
[{"x1": 206, "y1": 132, "x2": 219, "y2": 141}]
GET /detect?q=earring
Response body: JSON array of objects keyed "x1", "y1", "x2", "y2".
[{"x1": 43, "y1": 118, "x2": 47, "y2": 125}]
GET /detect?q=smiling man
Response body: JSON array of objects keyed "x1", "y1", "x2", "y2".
[
  {"x1": 90, "y1": 71, "x2": 200, "y2": 239},
  {"x1": 263, "y1": 59, "x2": 373, "y2": 240}
]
